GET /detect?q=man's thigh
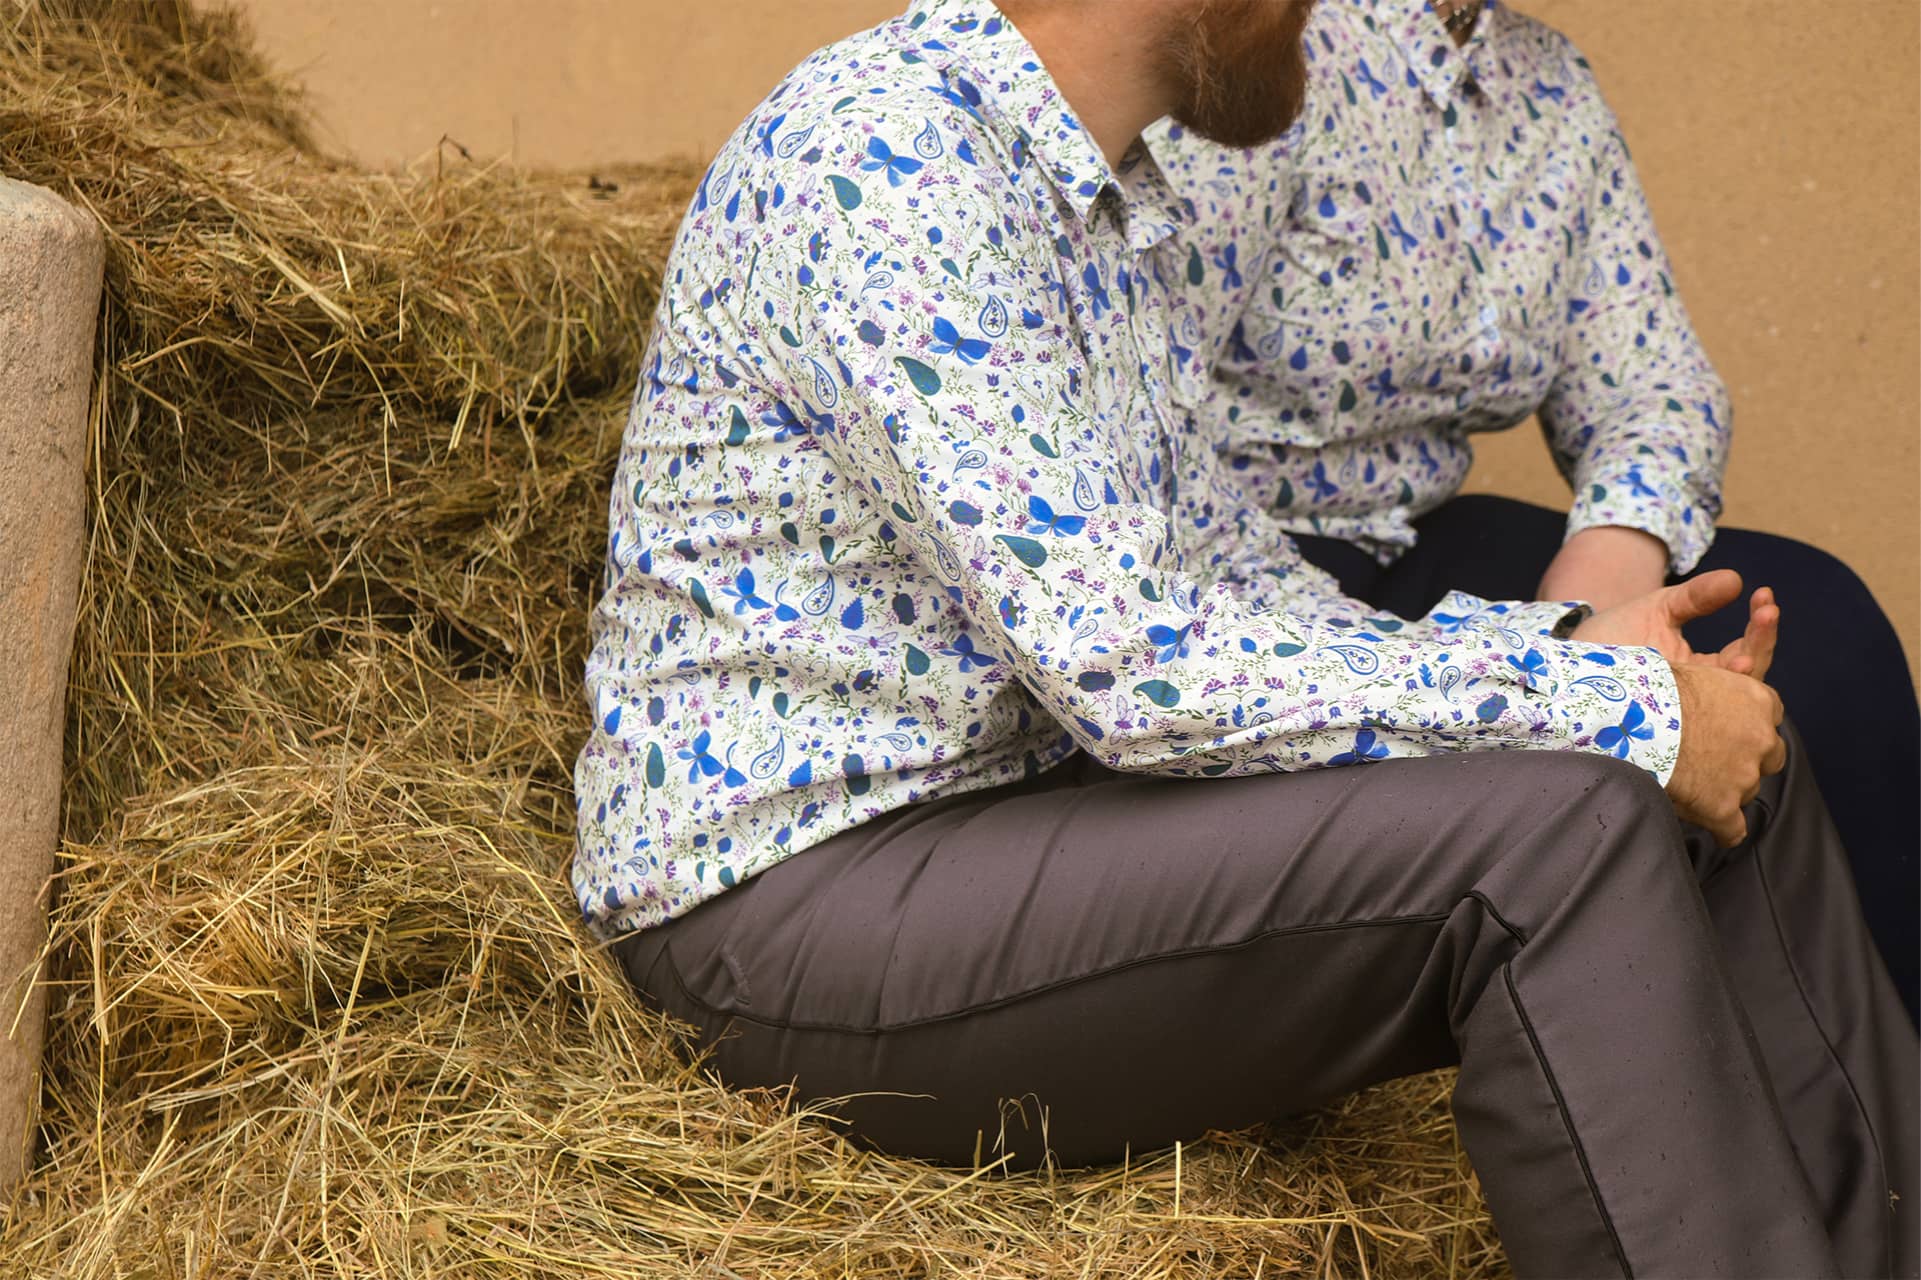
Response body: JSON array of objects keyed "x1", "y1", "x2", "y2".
[{"x1": 625, "y1": 747, "x2": 1683, "y2": 1164}]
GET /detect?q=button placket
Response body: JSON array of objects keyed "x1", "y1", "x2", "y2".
[{"x1": 1134, "y1": 286, "x2": 1177, "y2": 508}]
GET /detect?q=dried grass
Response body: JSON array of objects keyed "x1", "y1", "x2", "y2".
[{"x1": 0, "y1": 1, "x2": 1509, "y2": 1274}]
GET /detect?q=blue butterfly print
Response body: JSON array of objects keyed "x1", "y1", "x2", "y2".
[
  {"x1": 1367, "y1": 366, "x2": 1398, "y2": 404},
  {"x1": 1211, "y1": 243, "x2": 1243, "y2": 290},
  {"x1": 1624, "y1": 466, "x2": 1659, "y2": 499},
  {"x1": 1481, "y1": 208, "x2": 1505, "y2": 247},
  {"x1": 930, "y1": 316, "x2": 991, "y2": 365},
  {"x1": 756, "y1": 111, "x2": 788, "y2": 158},
  {"x1": 1355, "y1": 58, "x2": 1390, "y2": 99},
  {"x1": 861, "y1": 136, "x2": 924, "y2": 188},
  {"x1": 1146, "y1": 621, "x2": 1193, "y2": 664},
  {"x1": 1227, "y1": 320, "x2": 1259, "y2": 365},
  {"x1": 1505, "y1": 647, "x2": 1550, "y2": 690},
  {"x1": 1329, "y1": 728, "x2": 1391, "y2": 766},
  {"x1": 935, "y1": 72, "x2": 984, "y2": 120},
  {"x1": 1025, "y1": 495, "x2": 1087, "y2": 537},
  {"x1": 1082, "y1": 262, "x2": 1113, "y2": 319},
  {"x1": 722, "y1": 568, "x2": 772, "y2": 615},
  {"x1": 771, "y1": 580, "x2": 804, "y2": 622},
  {"x1": 1387, "y1": 211, "x2": 1419, "y2": 252},
  {"x1": 1531, "y1": 79, "x2": 1567, "y2": 104},
  {"x1": 762, "y1": 402, "x2": 807, "y2": 442},
  {"x1": 1595, "y1": 702, "x2": 1654, "y2": 759},
  {"x1": 1042, "y1": 268, "x2": 1070, "y2": 309},
  {"x1": 942, "y1": 632, "x2": 1000, "y2": 672},
  {"x1": 680, "y1": 730, "x2": 747, "y2": 786},
  {"x1": 1306, "y1": 460, "x2": 1340, "y2": 501}
]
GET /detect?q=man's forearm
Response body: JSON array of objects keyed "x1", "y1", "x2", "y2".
[{"x1": 1537, "y1": 524, "x2": 1670, "y2": 612}]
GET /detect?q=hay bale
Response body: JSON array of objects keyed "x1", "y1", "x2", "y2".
[{"x1": 0, "y1": 1, "x2": 1510, "y2": 1274}]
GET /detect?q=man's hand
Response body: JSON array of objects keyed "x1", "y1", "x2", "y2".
[
  {"x1": 1537, "y1": 525, "x2": 1669, "y2": 613},
  {"x1": 1665, "y1": 663, "x2": 1787, "y2": 846},
  {"x1": 1571, "y1": 568, "x2": 1780, "y2": 682},
  {"x1": 1571, "y1": 569, "x2": 1787, "y2": 846}
]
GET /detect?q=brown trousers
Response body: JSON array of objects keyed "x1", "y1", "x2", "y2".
[{"x1": 616, "y1": 724, "x2": 1918, "y2": 1278}]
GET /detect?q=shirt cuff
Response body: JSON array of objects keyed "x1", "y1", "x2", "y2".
[
  {"x1": 1443, "y1": 595, "x2": 1683, "y2": 786},
  {"x1": 1565, "y1": 472, "x2": 1715, "y2": 576},
  {"x1": 1482, "y1": 597, "x2": 1595, "y2": 640},
  {"x1": 1553, "y1": 644, "x2": 1684, "y2": 788}
]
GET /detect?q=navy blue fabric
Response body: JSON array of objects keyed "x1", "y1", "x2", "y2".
[{"x1": 1292, "y1": 493, "x2": 1919, "y2": 1022}]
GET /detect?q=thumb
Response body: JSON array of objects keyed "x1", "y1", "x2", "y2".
[{"x1": 1664, "y1": 568, "x2": 1743, "y2": 625}]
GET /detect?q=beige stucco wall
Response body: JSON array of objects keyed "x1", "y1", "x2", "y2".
[{"x1": 230, "y1": 0, "x2": 1920, "y2": 675}]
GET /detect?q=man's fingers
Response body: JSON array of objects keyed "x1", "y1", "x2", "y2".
[
  {"x1": 1665, "y1": 568, "x2": 1744, "y2": 625},
  {"x1": 1743, "y1": 588, "x2": 1780, "y2": 676},
  {"x1": 1702, "y1": 591, "x2": 1782, "y2": 683},
  {"x1": 1762, "y1": 731, "x2": 1787, "y2": 776},
  {"x1": 1714, "y1": 601, "x2": 1779, "y2": 682}
]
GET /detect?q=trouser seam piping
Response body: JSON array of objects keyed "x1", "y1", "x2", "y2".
[
  {"x1": 1502, "y1": 961, "x2": 1633, "y2": 1279},
  {"x1": 1464, "y1": 889, "x2": 1530, "y2": 946},
  {"x1": 654, "y1": 910, "x2": 1453, "y2": 1035},
  {"x1": 1750, "y1": 812, "x2": 1893, "y2": 1275}
]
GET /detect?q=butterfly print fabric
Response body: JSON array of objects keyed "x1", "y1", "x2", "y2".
[
  {"x1": 1154, "y1": 0, "x2": 1729, "y2": 570},
  {"x1": 572, "y1": 0, "x2": 1682, "y2": 937}
]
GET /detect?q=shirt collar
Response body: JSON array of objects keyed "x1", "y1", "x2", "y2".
[
  {"x1": 1376, "y1": 0, "x2": 1501, "y2": 109},
  {"x1": 902, "y1": 0, "x2": 1174, "y2": 233},
  {"x1": 1113, "y1": 140, "x2": 1192, "y2": 256}
]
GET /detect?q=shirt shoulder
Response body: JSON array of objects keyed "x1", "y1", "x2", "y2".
[
  {"x1": 1490, "y1": 6, "x2": 1616, "y2": 123},
  {"x1": 698, "y1": 17, "x2": 1012, "y2": 216}
]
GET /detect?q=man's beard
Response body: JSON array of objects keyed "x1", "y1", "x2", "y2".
[{"x1": 1161, "y1": 0, "x2": 1314, "y2": 149}]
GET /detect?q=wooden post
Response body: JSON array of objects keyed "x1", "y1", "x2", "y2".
[{"x1": 0, "y1": 176, "x2": 104, "y2": 1192}]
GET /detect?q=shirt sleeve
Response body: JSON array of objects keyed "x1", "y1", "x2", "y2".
[
  {"x1": 760, "y1": 114, "x2": 1684, "y2": 785},
  {"x1": 1172, "y1": 409, "x2": 1684, "y2": 782},
  {"x1": 1538, "y1": 44, "x2": 1732, "y2": 575}
]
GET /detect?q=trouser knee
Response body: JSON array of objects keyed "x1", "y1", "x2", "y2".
[
  {"x1": 1463, "y1": 750, "x2": 1692, "y2": 958},
  {"x1": 1545, "y1": 750, "x2": 1676, "y2": 843}
]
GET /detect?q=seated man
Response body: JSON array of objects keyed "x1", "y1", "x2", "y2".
[
  {"x1": 1152, "y1": 0, "x2": 1920, "y2": 1016},
  {"x1": 571, "y1": 0, "x2": 1918, "y2": 1274}
]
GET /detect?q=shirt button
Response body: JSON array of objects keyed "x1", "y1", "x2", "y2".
[{"x1": 1479, "y1": 305, "x2": 1499, "y2": 328}]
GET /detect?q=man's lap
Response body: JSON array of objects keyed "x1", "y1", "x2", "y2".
[
  {"x1": 631, "y1": 748, "x2": 1672, "y2": 1026},
  {"x1": 1294, "y1": 491, "x2": 1921, "y2": 1021},
  {"x1": 617, "y1": 743, "x2": 1709, "y2": 1163}
]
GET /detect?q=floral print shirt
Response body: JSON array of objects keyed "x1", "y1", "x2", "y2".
[
  {"x1": 572, "y1": 0, "x2": 1683, "y2": 937},
  {"x1": 1153, "y1": 0, "x2": 1730, "y2": 571}
]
